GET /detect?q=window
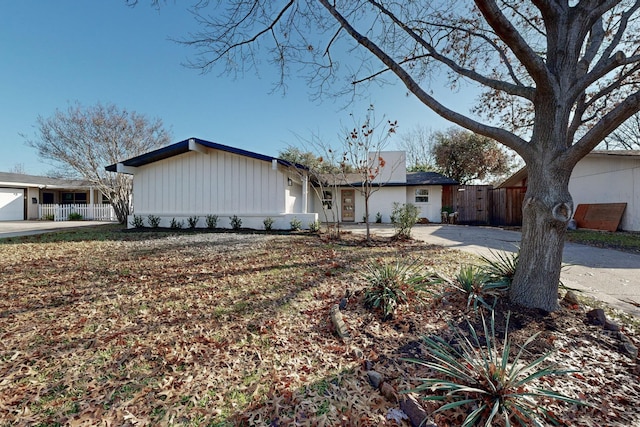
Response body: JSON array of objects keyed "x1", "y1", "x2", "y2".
[
  {"x1": 322, "y1": 191, "x2": 333, "y2": 209},
  {"x1": 415, "y1": 188, "x2": 429, "y2": 203},
  {"x1": 61, "y1": 192, "x2": 87, "y2": 204}
]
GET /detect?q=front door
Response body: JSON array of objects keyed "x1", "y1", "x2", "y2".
[{"x1": 341, "y1": 190, "x2": 355, "y2": 222}]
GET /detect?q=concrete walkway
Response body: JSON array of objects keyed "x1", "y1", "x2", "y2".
[
  {"x1": 345, "y1": 224, "x2": 640, "y2": 317},
  {"x1": 0, "y1": 220, "x2": 117, "y2": 239}
]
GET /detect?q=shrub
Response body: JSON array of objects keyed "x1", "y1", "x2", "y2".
[
  {"x1": 68, "y1": 212, "x2": 83, "y2": 221},
  {"x1": 230, "y1": 215, "x2": 242, "y2": 230},
  {"x1": 187, "y1": 215, "x2": 199, "y2": 229},
  {"x1": 263, "y1": 217, "x2": 274, "y2": 231},
  {"x1": 308, "y1": 220, "x2": 321, "y2": 233},
  {"x1": 206, "y1": 214, "x2": 218, "y2": 229},
  {"x1": 451, "y1": 265, "x2": 509, "y2": 311},
  {"x1": 362, "y1": 258, "x2": 436, "y2": 319},
  {"x1": 391, "y1": 202, "x2": 420, "y2": 238},
  {"x1": 375, "y1": 212, "x2": 383, "y2": 223},
  {"x1": 43, "y1": 214, "x2": 55, "y2": 221},
  {"x1": 147, "y1": 215, "x2": 161, "y2": 228},
  {"x1": 290, "y1": 217, "x2": 302, "y2": 231},
  {"x1": 407, "y1": 311, "x2": 584, "y2": 426},
  {"x1": 170, "y1": 218, "x2": 184, "y2": 229},
  {"x1": 130, "y1": 215, "x2": 145, "y2": 228},
  {"x1": 362, "y1": 214, "x2": 369, "y2": 223}
]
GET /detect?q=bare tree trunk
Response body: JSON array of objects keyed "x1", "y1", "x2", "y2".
[{"x1": 510, "y1": 161, "x2": 573, "y2": 312}]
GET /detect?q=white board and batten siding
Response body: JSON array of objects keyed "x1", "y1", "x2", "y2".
[{"x1": 131, "y1": 149, "x2": 315, "y2": 229}]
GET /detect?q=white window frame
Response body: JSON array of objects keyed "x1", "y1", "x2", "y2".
[{"x1": 415, "y1": 188, "x2": 429, "y2": 203}]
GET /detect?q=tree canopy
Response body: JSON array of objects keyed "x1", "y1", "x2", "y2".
[
  {"x1": 432, "y1": 128, "x2": 513, "y2": 184},
  {"x1": 24, "y1": 102, "x2": 171, "y2": 223},
  {"x1": 136, "y1": 0, "x2": 640, "y2": 312}
]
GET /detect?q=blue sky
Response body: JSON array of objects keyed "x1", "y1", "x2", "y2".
[{"x1": 0, "y1": 2, "x2": 476, "y2": 175}]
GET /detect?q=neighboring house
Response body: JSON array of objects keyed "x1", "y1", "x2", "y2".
[
  {"x1": 309, "y1": 151, "x2": 458, "y2": 224},
  {"x1": 105, "y1": 138, "x2": 318, "y2": 229},
  {"x1": 0, "y1": 172, "x2": 111, "y2": 221},
  {"x1": 498, "y1": 150, "x2": 640, "y2": 231}
]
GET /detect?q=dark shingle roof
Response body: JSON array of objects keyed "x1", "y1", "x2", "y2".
[
  {"x1": 316, "y1": 171, "x2": 457, "y2": 187},
  {"x1": 406, "y1": 171, "x2": 458, "y2": 185},
  {"x1": 105, "y1": 137, "x2": 305, "y2": 172}
]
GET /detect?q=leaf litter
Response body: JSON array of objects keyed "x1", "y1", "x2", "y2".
[{"x1": 0, "y1": 229, "x2": 639, "y2": 426}]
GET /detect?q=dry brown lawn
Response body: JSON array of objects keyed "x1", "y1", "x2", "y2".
[{"x1": 1, "y1": 226, "x2": 639, "y2": 426}]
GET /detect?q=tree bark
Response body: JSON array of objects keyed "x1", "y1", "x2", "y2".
[{"x1": 510, "y1": 160, "x2": 573, "y2": 312}]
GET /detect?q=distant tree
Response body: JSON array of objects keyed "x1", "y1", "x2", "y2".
[
  {"x1": 278, "y1": 147, "x2": 324, "y2": 170},
  {"x1": 24, "y1": 102, "x2": 171, "y2": 223},
  {"x1": 398, "y1": 125, "x2": 436, "y2": 172},
  {"x1": 432, "y1": 128, "x2": 512, "y2": 184},
  {"x1": 8, "y1": 163, "x2": 26, "y2": 175},
  {"x1": 602, "y1": 113, "x2": 640, "y2": 150}
]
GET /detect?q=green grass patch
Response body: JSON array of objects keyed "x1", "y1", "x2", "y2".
[{"x1": 566, "y1": 229, "x2": 640, "y2": 253}]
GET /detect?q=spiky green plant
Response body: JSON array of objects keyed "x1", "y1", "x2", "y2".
[
  {"x1": 480, "y1": 250, "x2": 519, "y2": 286},
  {"x1": 263, "y1": 217, "x2": 274, "y2": 231},
  {"x1": 230, "y1": 215, "x2": 242, "y2": 230},
  {"x1": 206, "y1": 214, "x2": 219, "y2": 229},
  {"x1": 452, "y1": 265, "x2": 509, "y2": 311},
  {"x1": 362, "y1": 258, "x2": 437, "y2": 319},
  {"x1": 130, "y1": 215, "x2": 144, "y2": 228},
  {"x1": 187, "y1": 215, "x2": 199, "y2": 229},
  {"x1": 290, "y1": 217, "x2": 302, "y2": 231},
  {"x1": 407, "y1": 312, "x2": 585, "y2": 426},
  {"x1": 147, "y1": 214, "x2": 161, "y2": 228}
]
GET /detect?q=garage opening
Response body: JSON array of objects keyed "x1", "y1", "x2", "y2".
[{"x1": 0, "y1": 188, "x2": 25, "y2": 221}]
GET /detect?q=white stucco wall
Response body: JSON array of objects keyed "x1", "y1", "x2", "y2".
[
  {"x1": 569, "y1": 155, "x2": 640, "y2": 231},
  {"x1": 407, "y1": 186, "x2": 443, "y2": 223},
  {"x1": 310, "y1": 185, "x2": 444, "y2": 223},
  {"x1": 372, "y1": 151, "x2": 407, "y2": 184}
]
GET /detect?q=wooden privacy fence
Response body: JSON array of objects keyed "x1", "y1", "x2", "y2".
[
  {"x1": 39, "y1": 204, "x2": 116, "y2": 221},
  {"x1": 442, "y1": 185, "x2": 525, "y2": 226}
]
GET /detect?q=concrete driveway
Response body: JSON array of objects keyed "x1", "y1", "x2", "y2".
[
  {"x1": 346, "y1": 224, "x2": 640, "y2": 317},
  {"x1": 0, "y1": 220, "x2": 117, "y2": 239}
]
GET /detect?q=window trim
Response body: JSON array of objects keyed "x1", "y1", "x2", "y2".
[{"x1": 414, "y1": 188, "x2": 429, "y2": 203}]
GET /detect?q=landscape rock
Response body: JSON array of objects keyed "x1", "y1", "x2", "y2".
[
  {"x1": 604, "y1": 319, "x2": 621, "y2": 332},
  {"x1": 329, "y1": 304, "x2": 351, "y2": 341},
  {"x1": 380, "y1": 382, "x2": 397, "y2": 403},
  {"x1": 586, "y1": 308, "x2": 607, "y2": 326},
  {"x1": 617, "y1": 332, "x2": 639, "y2": 359},
  {"x1": 400, "y1": 394, "x2": 432, "y2": 427},
  {"x1": 366, "y1": 370, "x2": 383, "y2": 389},
  {"x1": 563, "y1": 290, "x2": 580, "y2": 305}
]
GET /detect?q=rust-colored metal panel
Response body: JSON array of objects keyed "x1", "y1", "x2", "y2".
[{"x1": 573, "y1": 203, "x2": 627, "y2": 232}]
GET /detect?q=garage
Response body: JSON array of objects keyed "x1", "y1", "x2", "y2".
[{"x1": 0, "y1": 188, "x2": 24, "y2": 220}]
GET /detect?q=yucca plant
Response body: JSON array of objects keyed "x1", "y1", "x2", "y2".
[
  {"x1": 480, "y1": 250, "x2": 519, "y2": 286},
  {"x1": 451, "y1": 265, "x2": 509, "y2": 311},
  {"x1": 362, "y1": 258, "x2": 437, "y2": 319},
  {"x1": 407, "y1": 311, "x2": 585, "y2": 426}
]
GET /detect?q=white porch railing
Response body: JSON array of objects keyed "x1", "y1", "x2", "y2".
[{"x1": 39, "y1": 204, "x2": 117, "y2": 222}]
